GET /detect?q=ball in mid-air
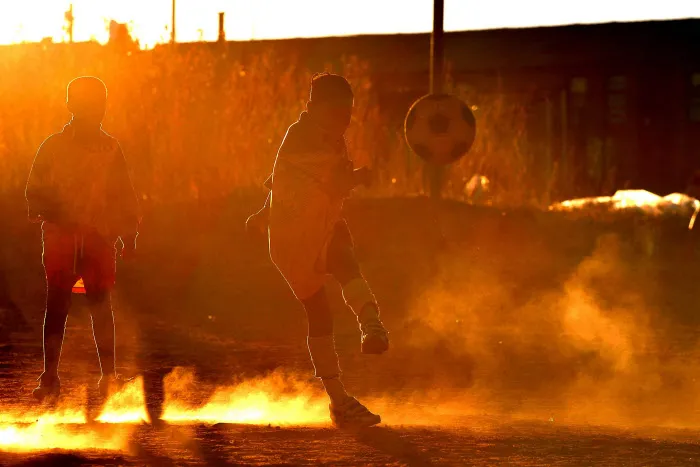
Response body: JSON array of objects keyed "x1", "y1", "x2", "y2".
[{"x1": 404, "y1": 94, "x2": 476, "y2": 166}]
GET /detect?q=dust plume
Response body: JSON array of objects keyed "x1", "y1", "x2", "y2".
[
  {"x1": 161, "y1": 367, "x2": 328, "y2": 425},
  {"x1": 0, "y1": 387, "x2": 135, "y2": 452},
  {"x1": 0, "y1": 423, "x2": 128, "y2": 452},
  {"x1": 96, "y1": 376, "x2": 151, "y2": 424},
  {"x1": 396, "y1": 228, "x2": 700, "y2": 429}
]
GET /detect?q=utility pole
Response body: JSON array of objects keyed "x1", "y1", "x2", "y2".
[
  {"x1": 427, "y1": 0, "x2": 445, "y2": 199},
  {"x1": 430, "y1": 0, "x2": 444, "y2": 97},
  {"x1": 65, "y1": 4, "x2": 74, "y2": 43},
  {"x1": 218, "y1": 12, "x2": 225, "y2": 43},
  {"x1": 171, "y1": 0, "x2": 176, "y2": 44}
]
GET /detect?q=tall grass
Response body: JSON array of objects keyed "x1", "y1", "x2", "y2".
[{"x1": 0, "y1": 41, "x2": 547, "y2": 210}]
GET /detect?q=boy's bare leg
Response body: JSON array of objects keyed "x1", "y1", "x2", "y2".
[
  {"x1": 83, "y1": 234, "x2": 131, "y2": 398},
  {"x1": 88, "y1": 290, "x2": 116, "y2": 381},
  {"x1": 34, "y1": 281, "x2": 72, "y2": 400},
  {"x1": 34, "y1": 228, "x2": 77, "y2": 401},
  {"x1": 303, "y1": 287, "x2": 346, "y2": 401},
  {"x1": 89, "y1": 289, "x2": 132, "y2": 398},
  {"x1": 302, "y1": 286, "x2": 381, "y2": 428}
]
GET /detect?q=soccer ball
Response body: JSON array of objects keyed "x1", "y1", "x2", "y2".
[{"x1": 404, "y1": 93, "x2": 476, "y2": 166}]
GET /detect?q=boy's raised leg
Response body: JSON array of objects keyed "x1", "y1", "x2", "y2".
[
  {"x1": 326, "y1": 222, "x2": 389, "y2": 355},
  {"x1": 341, "y1": 278, "x2": 389, "y2": 355}
]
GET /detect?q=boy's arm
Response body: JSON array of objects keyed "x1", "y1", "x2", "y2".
[
  {"x1": 351, "y1": 166, "x2": 372, "y2": 188},
  {"x1": 245, "y1": 174, "x2": 272, "y2": 237},
  {"x1": 325, "y1": 141, "x2": 372, "y2": 198},
  {"x1": 263, "y1": 173, "x2": 273, "y2": 192},
  {"x1": 111, "y1": 144, "x2": 141, "y2": 249},
  {"x1": 25, "y1": 137, "x2": 58, "y2": 223},
  {"x1": 324, "y1": 162, "x2": 372, "y2": 200},
  {"x1": 261, "y1": 174, "x2": 272, "y2": 210}
]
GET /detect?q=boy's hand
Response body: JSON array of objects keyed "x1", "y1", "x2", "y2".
[
  {"x1": 353, "y1": 166, "x2": 373, "y2": 188},
  {"x1": 120, "y1": 234, "x2": 138, "y2": 262},
  {"x1": 36, "y1": 205, "x2": 69, "y2": 226},
  {"x1": 246, "y1": 207, "x2": 269, "y2": 240}
]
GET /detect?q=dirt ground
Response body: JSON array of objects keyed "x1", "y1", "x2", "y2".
[{"x1": 3, "y1": 194, "x2": 700, "y2": 465}]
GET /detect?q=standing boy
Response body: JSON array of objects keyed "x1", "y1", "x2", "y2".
[{"x1": 26, "y1": 76, "x2": 140, "y2": 401}]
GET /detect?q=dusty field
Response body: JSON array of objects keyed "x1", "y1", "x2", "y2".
[
  {"x1": 2, "y1": 195, "x2": 700, "y2": 465},
  {"x1": 3, "y1": 318, "x2": 700, "y2": 467}
]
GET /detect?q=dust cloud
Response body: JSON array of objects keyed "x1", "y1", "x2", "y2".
[{"x1": 392, "y1": 228, "x2": 700, "y2": 429}]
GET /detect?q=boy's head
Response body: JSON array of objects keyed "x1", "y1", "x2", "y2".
[
  {"x1": 306, "y1": 73, "x2": 354, "y2": 136},
  {"x1": 66, "y1": 76, "x2": 108, "y2": 125}
]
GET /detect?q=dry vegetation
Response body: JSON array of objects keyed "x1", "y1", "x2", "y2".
[{"x1": 0, "y1": 41, "x2": 543, "y2": 209}]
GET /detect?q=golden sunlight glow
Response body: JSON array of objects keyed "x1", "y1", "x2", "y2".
[
  {"x1": 0, "y1": 1, "x2": 173, "y2": 49},
  {"x1": 0, "y1": 1, "x2": 696, "y2": 49},
  {"x1": 550, "y1": 190, "x2": 700, "y2": 215},
  {"x1": 0, "y1": 407, "x2": 86, "y2": 426},
  {"x1": 0, "y1": 401, "x2": 129, "y2": 452},
  {"x1": 0, "y1": 368, "x2": 523, "y2": 455},
  {"x1": 0, "y1": 423, "x2": 127, "y2": 452},
  {"x1": 161, "y1": 367, "x2": 329, "y2": 426}
]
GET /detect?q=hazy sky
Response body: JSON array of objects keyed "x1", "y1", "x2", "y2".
[{"x1": 0, "y1": 0, "x2": 698, "y2": 48}]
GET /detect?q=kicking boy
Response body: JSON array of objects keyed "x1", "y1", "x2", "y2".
[
  {"x1": 25, "y1": 76, "x2": 140, "y2": 401},
  {"x1": 246, "y1": 73, "x2": 389, "y2": 428}
]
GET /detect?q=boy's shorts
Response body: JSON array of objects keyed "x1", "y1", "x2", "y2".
[{"x1": 42, "y1": 223, "x2": 116, "y2": 294}]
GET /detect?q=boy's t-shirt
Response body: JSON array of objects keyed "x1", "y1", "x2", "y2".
[
  {"x1": 268, "y1": 111, "x2": 353, "y2": 300},
  {"x1": 25, "y1": 122, "x2": 139, "y2": 242}
]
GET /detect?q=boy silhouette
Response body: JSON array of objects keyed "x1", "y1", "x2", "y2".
[
  {"x1": 25, "y1": 76, "x2": 140, "y2": 401},
  {"x1": 247, "y1": 73, "x2": 389, "y2": 428}
]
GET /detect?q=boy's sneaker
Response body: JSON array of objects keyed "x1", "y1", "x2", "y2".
[
  {"x1": 360, "y1": 318, "x2": 389, "y2": 355},
  {"x1": 98, "y1": 374, "x2": 133, "y2": 399},
  {"x1": 330, "y1": 397, "x2": 381, "y2": 429},
  {"x1": 33, "y1": 378, "x2": 60, "y2": 402}
]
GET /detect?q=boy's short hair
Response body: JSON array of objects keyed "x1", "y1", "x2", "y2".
[
  {"x1": 66, "y1": 76, "x2": 107, "y2": 112},
  {"x1": 309, "y1": 73, "x2": 353, "y2": 104}
]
